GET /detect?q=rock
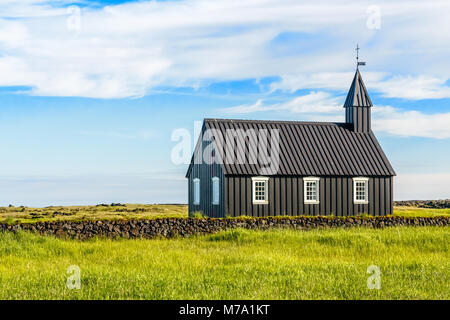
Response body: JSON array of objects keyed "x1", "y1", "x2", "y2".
[
  {"x1": 111, "y1": 203, "x2": 125, "y2": 207},
  {"x1": 394, "y1": 199, "x2": 450, "y2": 209},
  {"x1": 130, "y1": 227, "x2": 139, "y2": 237},
  {"x1": 0, "y1": 215, "x2": 447, "y2": 240}
]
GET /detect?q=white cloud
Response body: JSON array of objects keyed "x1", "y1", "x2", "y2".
[
  {"x1": 271, "y1": 72, "x2": 450, "y2": 100},
  {"x1": 270, "y1": 72, "x2": 386, "y2": 93},
  {"x1": 372, "y1": 106, "x2": 450, "y2": 139},
  {"x1": 222, "y1": 96, "x2": 450, "y2": 139},
  {"x1": 1, "y1": 0, "x2": 450, "y2": 98},
  {"x1": 222, "y1": 99, "x2": 267, "y2": 114},
  {"x1": 221, "y1": 91, "x2": 342, "y2": 116},
  {"x1": 0, "y1": 20, "x2": 30, "y2": 48},
  {"x1": 371, "y1": 75, "x2": 450, "y2": 100},
  {"x1": 0, "y1": 1, "x2": 67, "y2": 18}
]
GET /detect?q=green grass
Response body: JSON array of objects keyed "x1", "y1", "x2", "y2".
[
  {"x1": 393, "y1": 206, "x2": 450, "y2": 217},
  {"x1": 1, "y1": 204, "x2": 449, "y2": 224},
  {"x1": 0, "y1": 204, "x2": 187, "y2": 224},
  {"x1": 0, "y1": 226, "x2": 448, "y2": 299}
]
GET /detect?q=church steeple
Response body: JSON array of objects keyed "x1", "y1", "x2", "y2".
[
  {"x1": 344, "y1": 47, "x2": 372, "y2": 133},
  {"x1": 344, "y1": 68, "x2": 372, "y2": 108}
]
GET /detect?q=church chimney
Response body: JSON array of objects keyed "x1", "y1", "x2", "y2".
[{"x1": 344, "y1": 45, "x2": 372, "y2": 133}]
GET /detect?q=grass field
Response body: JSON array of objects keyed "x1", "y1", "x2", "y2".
[
  {"x1": 1, "y1": 204, "x2": 449, "y2": 224},
  {"x1": 0, "y1": 204, "x2": 187, "y2": 223},
  {"x1": 393, "y1": 206, "x2": 450, "y2": 217},
  {"x1": 0, "y1": 226, "x2": 448, "y2": 299}
]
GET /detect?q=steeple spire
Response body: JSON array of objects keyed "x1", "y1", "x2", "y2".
[
  {"x1": 344, "y1": 49, "x2": 372, "y2": 133},
  {"x1": 344, "y1": 68, "x2": 372, "y2": 108}
]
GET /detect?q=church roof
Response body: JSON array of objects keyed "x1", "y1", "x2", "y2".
[{"x1": 186, "y1": 118, "x2": 395, "y2": 177}]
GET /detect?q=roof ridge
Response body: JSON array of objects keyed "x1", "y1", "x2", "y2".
[{"x1": 204, "y1": 118, "x2": 346, "y2": 126}]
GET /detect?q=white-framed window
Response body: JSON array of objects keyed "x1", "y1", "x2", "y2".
[
  {"x1": 193, "y1": 178, "x2": 200, "y2": 205},
  {"x1": 212, "y1": 177, "x2": 220, "y2": 205},
  {"x1": 304, "y1": 177, "x2": 320, "y2": 204},
  {"x1": 353, "y1": 177, "x2": 369, "y2": 204},
  {"x1": 252, "y1": 176, "x2": 269, "y2": 204}
]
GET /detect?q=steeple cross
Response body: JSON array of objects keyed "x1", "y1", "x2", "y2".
[
  {"x1": 356, "y1": 44, "x2": 360, "y2": 63},
  {"x1": 355, "y1": 44, "x2": 366, "y2": 68}
]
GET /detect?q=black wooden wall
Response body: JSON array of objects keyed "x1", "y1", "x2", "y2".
[
  {"x1": 224, "y1": 176, "x2": 393, "y2": 217},
  {"x1": 187, "y1": 163, "x2": 225, "y2": 217},
  {"x1": 187, "y1": 126, "x2": 226, "y2": 217},
  {"x1": 346, "y1": 106, "x2": 371, "y2": 133}
]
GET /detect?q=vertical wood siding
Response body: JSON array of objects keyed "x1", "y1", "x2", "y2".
[
  {"x1": 224, "y1": 176, "x2": 393, "y2": 217},
  {"x1": 187, "y1": 128, "x2": 226, "y2": 217},
  {"x1": 346, "y1": 107, "x2": 371, "y2": 133},
  {"x1": 188, "y1": 162, "x2": 225, "y2": 217}
]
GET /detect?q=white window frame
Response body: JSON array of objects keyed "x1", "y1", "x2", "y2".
[
  {"x1": 304, "y1": 177, "x2": 320, "y2": 204},
  {"x1": 353, "y1": 177, "x2": 369, "y2": 204},
  {"x1": 212, "y1": 177, "x2": 220, "y2": 205},
  {"x1": 252, "y1": 176, "x2": 269, "y2": 204},
  {"x1": 193, "y1": 178, "x2": 200, "y2": 205}
]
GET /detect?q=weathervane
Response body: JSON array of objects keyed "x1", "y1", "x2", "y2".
[{"x1": 356, "y1": 44, "x2": 366, "y2": 69}]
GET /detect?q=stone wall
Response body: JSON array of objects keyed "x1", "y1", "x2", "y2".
[
  {"x1": 0, "y1": 216, "x2": 448, "y2": 240},
  {"x1": 394, "y1": 200, "x2": 450, "y2": 209}
]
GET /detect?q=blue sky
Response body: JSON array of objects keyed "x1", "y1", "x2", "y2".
[{"x1": 0, "y1": 0, "x2": 449, "y2": 206}]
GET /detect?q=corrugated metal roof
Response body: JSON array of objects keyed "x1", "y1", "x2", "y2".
[
  {"x1": 344, "y1": 68, "x2": 372, "y2": 108},
  {"x1": 186, "y1": 118, "x2": 395, "y2": 177}
]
